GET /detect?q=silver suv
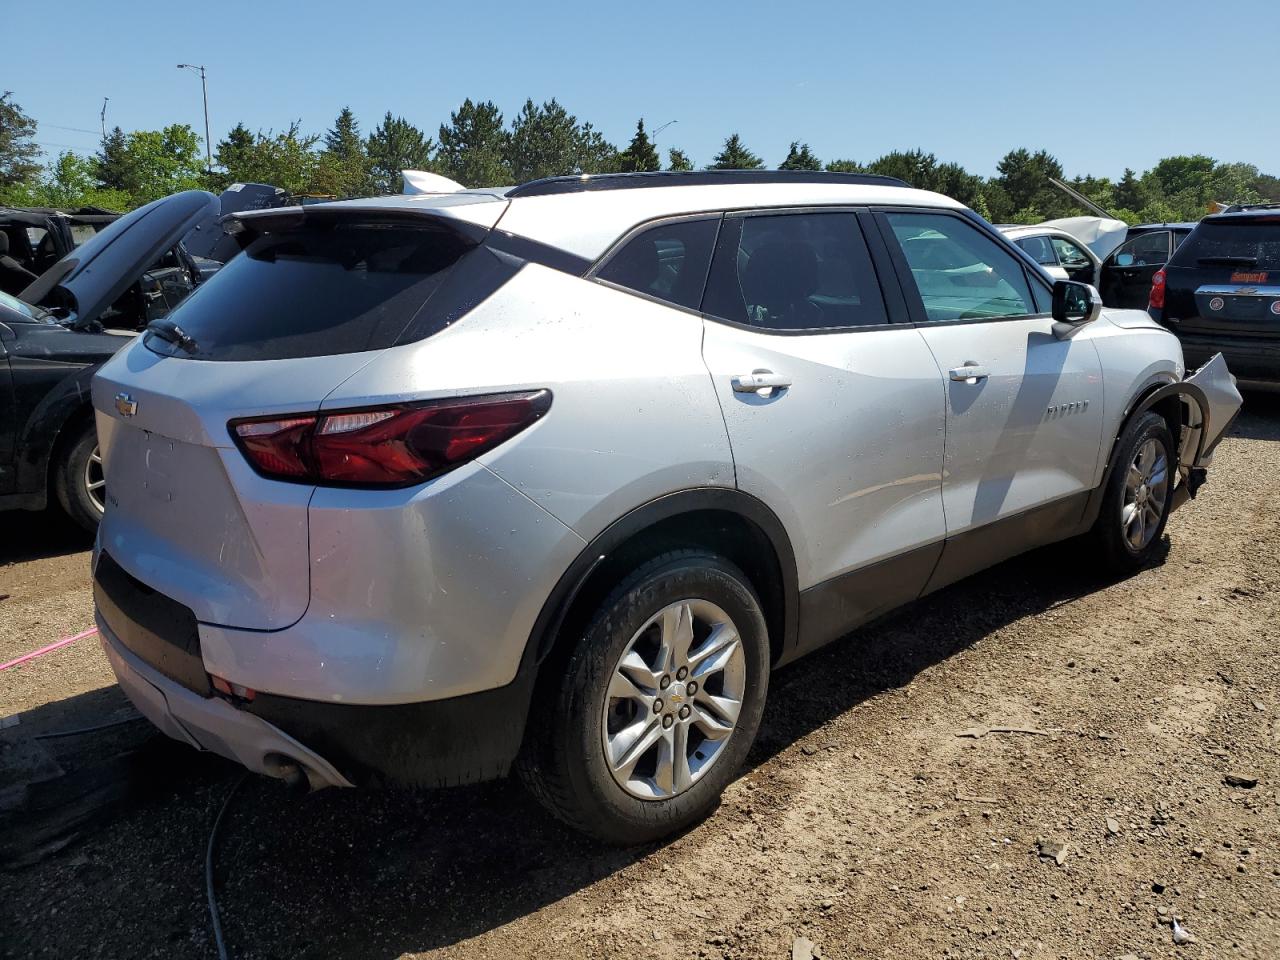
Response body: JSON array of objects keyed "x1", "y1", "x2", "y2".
[{"x1": 91, "y1": 171, "x2": 1241, "y2": 844}]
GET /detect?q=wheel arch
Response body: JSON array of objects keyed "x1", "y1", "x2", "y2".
[
  {"x1": 14, "y1": 365, "x2": 99, "y2": 507},
  {"x1": 524, "y1": 488, "x2": 799, "y2": 688}
]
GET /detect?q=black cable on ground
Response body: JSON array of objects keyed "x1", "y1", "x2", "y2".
[
  {"x1": 206, "y1": 774, "x2": 249, "y2": 960},
  {"x1": 31, "y1": 714, "x2": 146, "y2": 740}
]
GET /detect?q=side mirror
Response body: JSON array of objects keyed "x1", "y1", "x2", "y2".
[
  {"x1": 1052, "y1": 280, "x2": 1103, "y2": 329},
  {"x1": 1114, "y1": 253, "x2": 1134, "y2": 267}
]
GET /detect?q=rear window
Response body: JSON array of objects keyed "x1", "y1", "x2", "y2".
[
  {"x1": 145, "y1": 222, "x2": 473, "y2": 361},
  {"x1": 1171, "y1": 219, "x2": 1280, "y2": 271}
]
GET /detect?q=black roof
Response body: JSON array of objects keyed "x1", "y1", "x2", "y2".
[{"x1": 507, "y1": 169, "x2": 911, "y2": 198}]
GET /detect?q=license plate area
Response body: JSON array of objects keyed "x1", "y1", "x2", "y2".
[{"x1": 94, "y1": 551, "x2": 209, "y2": 696}]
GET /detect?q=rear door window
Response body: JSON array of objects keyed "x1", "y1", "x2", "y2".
[
  {"x1": 595, "y1": 217, "x2": 719, "y2": 311},
  {"x1": 145, "y1": 222, "x2": 474, "y2": 361},
  {"x1": 702, "y1": 212, "x2": 888, "y2": 330},
  {"x1": 1170, "y1": 219, "x2": 1280, "y2": 272},
  {"x1": 1015, "y1": 235, "x2": 1057, "y2": 266},
  {"x1": 1050, "y1": 236, "x2": 1092, "y2": 271}
]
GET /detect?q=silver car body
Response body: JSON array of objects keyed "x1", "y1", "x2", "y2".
[{"x1": 90, "y1": 175, "x2": 1242, "y2": 790}]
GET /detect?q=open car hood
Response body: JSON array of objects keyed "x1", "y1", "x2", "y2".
[
  {"x1": 1040, "y1": 216, "x2": 1130, "y2": 261},
  {"x1": 182, "y1": 183, "x2": 290, "y2": 263},
  {"x1": 21, "y1": 190, "x2": 218, "y2": 327}
]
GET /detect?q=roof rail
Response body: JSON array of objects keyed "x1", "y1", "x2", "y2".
[
  {"x1": 507, "y1": 169, "x2": 911, "y2": 198},
  {"x1": 1222, "y1": 201, "x2": 1280, "y2": 213}
]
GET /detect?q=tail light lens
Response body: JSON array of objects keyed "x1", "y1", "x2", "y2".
[
  {"x1": 1149, "y1": 268, "x2": 1166, "y2": 309},
  {"x1": 230, "y1": 390, "x2": 551, "y2": 487}
]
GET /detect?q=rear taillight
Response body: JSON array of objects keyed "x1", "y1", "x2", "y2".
[
  {"x1": 229, "y1": 390, "x2": 551, "y2": 487},
  {"x1": 1149, "y1": 268, "x2": 1166, "y2": 309}
]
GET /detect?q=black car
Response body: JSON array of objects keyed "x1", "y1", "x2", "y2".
[
  {"x1": 1150, "y1": 204, "x2": 1280, "y2": 387},
  {"x1": 0, "y1": 205, "x2": 119, "y2": 296},
  {"x1": 0, "y1": 191, "x2": 219, "y2": 530},
  {"x1": 1099, "y1": 222, "x2": 1197, "y2": 308}
]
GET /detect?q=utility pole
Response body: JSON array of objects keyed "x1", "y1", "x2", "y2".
[
  {"x1": 177, "y1": 63, "x2": 212, "y2": 172},
  {"x1": 100, "y1": 97, "x2": 109, "y2": 140}
]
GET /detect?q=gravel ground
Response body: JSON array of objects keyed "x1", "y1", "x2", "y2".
[{"x1": 1, "y1": 393, "x2": 1278, "y2": 960}]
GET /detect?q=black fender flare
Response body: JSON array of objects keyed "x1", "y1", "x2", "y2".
[{"x1": 524, "y1": 487, "x2": 800, "y2": 672}]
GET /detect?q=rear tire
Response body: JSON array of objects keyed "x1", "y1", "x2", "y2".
[
  {"x1": 55, "y1": 420, "x2": 105, "y2": 533},
  {"x1": 519, "y1": 550, "x2": 770, "y2": 845},
  {"x1": 1088, "y1": 411, "x2": 1174, "y2": 575}
]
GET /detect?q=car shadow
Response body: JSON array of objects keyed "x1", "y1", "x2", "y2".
[
  {"x1": 0, "y1": 508, "x2": 93, "y2": 565},
  {"x1": 1229, "y1": 389, "x2": 1280, "y2": 442},
  {"x1": 0, "y1": 538, "x2": 1150, "y2": 959}
]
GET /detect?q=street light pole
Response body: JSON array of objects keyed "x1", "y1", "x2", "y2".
[{"x1": 177, "y1": 64, "x2": 212, "y2": 172}]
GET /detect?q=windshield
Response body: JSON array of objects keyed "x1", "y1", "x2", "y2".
[
  {"x1": 0, "y1": 289, "x2": 50, "y2": 321},
  {"x1": 1171, "y1": 218, "x2": 1280, "y2": 271}
]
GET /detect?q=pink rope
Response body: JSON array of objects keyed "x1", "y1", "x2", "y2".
[{"x1": 0, "y1": 627, "x2": 98, "y2": 672}]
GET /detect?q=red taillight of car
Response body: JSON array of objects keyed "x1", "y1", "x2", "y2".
[
  {"x1": 229, "y1": 390, "x2": 551, "y2": 487},
  {"x1": 1149, "y1": 268, "x2": 1167, "y2": 309}
]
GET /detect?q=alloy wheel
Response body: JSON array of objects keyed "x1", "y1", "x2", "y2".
[
  {"x1": 1121, "y1": 438, "x2": 1168, "y2": 551},
  {"x1": 84, "y1": 444, "x2": 106, "y2": 515},
  {"x1": 601, "y1": 599, "x2": 746, "y2": 800}
]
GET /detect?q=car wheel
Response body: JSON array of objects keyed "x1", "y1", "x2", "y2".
[
  {"x1": 520, "y1": 550, "x2": 770, "y2": 845},
  {"x1": 55, "y1": 421, "x2": 106, "y2": 533},
  {"x1": 1089, "y1": 411, "x2": 1174, "y2": 574}
]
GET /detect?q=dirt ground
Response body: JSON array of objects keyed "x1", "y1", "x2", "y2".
[{"x1": 2, "y1": 394, "x2": 1278, "y2": 960}]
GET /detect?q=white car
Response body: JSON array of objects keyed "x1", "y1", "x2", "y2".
[
  {"x1": 999, "y1": 223, "x2": 1102, "y2": 286},
  {"x1": 91, "y1": 171, "x2": 1242, "y2": 844}
]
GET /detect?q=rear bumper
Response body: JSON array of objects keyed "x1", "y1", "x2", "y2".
[
  {"x1": 1178, "y1": 332, "x2": 1280, "y2": 384},
  {"x1": 100, "y1": 609, "x2": 536, "y2": 789},
  {"x1": 99, "y1": 615, "x2": 354, "y2": 790}
]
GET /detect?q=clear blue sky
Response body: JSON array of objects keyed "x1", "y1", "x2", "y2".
[{"x1": 8, "y1": 0, "x2": 1278, "y2": 178}]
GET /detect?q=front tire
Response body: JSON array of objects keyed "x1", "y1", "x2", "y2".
[
  {"x1": 55, "y1": 421, "x2": 105, "y2": 533},
  {"x1": 520, "y1": 550, "x2": 770, "y2": 845},
  {"x1": 1088, "y1": 411, "x2": 1174, "y2": 574}
]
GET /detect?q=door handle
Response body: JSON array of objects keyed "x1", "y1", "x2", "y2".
[
  {"x1": 732, "y1": 371, "x2": 792, "y2": 393},
  {"x1": 948, "y1": 364, "x2": 990, "y2": 382}
]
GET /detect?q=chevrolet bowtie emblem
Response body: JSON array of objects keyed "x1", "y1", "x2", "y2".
[{"x1": 115, "y1": 392, "x2": 138, "y2": 417}]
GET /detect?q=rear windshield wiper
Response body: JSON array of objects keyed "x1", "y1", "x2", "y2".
[
  {"x1": 145, "y1": 318, "x2": 198, "y2": 353},
  {"x1": 1197, "y1": 255, "x2": 1259, "y2": 266}
]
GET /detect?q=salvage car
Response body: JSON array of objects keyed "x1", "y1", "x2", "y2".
[
  {"x1": 0, "y1": 190, "x2": 218, "y2": 530},
  {"x1": 90, "y1": 171, "x2": 1241, "y2": 844},
  {"x1": 1100, "y1": 222, "x2": 1197, "y2": 308},
  {"x1": 0, "y1": 205, "x2": 119, "y2": 295},
  {"x1": 1000, "y1": 224, "x2": 1101, "y2": 285},
  {"x1": 1150, "y1": 202, "x2": 1280, "y2": 387}
]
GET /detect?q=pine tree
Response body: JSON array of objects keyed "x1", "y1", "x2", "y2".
[
  {"x1": 615, "y1": 119, "x2": 660, "y2": 173},
  {"x1": 0, "y1": 91, "x2": 41, "y2": 188},
  {"x1": 708, "y1": 134, "x2": 763, "y2": 170},
  {"x1": 320, "y1": 107, "x2": 371, "y2": 196},
  {"x1": 436, "y1": 99, "x2": 510, "y2": 188},
  {"x1": 366, "y1": 112, "x2": 435, "y2": 194},
  {"x1": 779, "y1": 141, "x2": 821, "y2": 171},
  {"x1": 95, "y1": 126, "x2": 131, "y2": 191},
  {"x1": 667, "y1": 147, "x2": 693, "y2": 172}
]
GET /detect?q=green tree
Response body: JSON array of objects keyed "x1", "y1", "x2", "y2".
[
  {"x1": 0, "y1": 91, "x2": 41, "y2": 189},
  {"x1": 365, "y1": 112, "x2": 435, "y2": 194},
  {"x1": 436, "y1": 99, "x2": 509, "y2": 188},
  {"x1": 216, "y1": 122, "x2": 323, "y2": 196},
  {"x1": 858, "y1": 149, "x2": 984, "y2": 208},
  {"x1": 317, "y1": 106, "x2": 371, "y2": 196},
  {"x1": 667, "y1": 147, "x2": 693, "y2": 172},
  {"x1": 1114, "y1": 167, "x2": 1144, "y2": 213},
  {"x1": 506, "y1": 98, "x2": 615, "y2": 181},
  {"x1": 614, "y1": 119, "x2": 661, "y2": 173},
  {"x1": 779, "y1": 141, "x2": 821, "y2": 171},
  {"x1": 100, "y1": 124, "x2": 206, "y2": 204},
  {"x1": 94, "y1": 126, "x2": 131, "y2": 191},
  {"x1": 0, "y1": 151, "x2": 130, "y2": 210},
  {"x1": 708, "y1": 133, "x2": 763, "y2": 170},
  {"x1": 825, "y1": 158, "x2": 865, "y2": 173},
  {"x1": 989, "y1": 148, "x2": 1069, "y2": 222}
]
